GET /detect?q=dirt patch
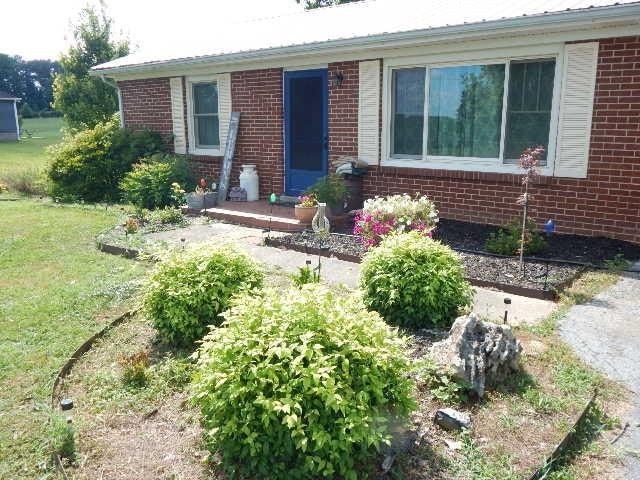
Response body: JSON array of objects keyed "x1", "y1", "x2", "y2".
[
  {"x1": 56, "y1": 314, "x2": 216, "y2": 480},
  {"x1": 56, "y1": 310, "x2": 630, "y2": 480}
]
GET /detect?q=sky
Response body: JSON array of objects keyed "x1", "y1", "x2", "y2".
[{"x1": 0, "y1": 0, "x2": 305, "y2": 60}]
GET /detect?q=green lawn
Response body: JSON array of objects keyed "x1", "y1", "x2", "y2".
[
  {"x1": 0, "y1": 200, "x2": 146, "y2": 478},
  {"x1": 0, "y1": 117, "x2": 63, "y2": 174}
]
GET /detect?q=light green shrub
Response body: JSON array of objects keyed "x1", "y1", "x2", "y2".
[
  {"x1": 143, "y1": 244, "x2": 264, "y2": 346},
  {"x1": 192, "y1": 285, "x2": 416, "y2": 480},
  {"x1": 360, "y1": 231, "x2": 472, "y2": 328},
  {"x1": 120, "y1": 153, "x2": 192, "y2": 209}
]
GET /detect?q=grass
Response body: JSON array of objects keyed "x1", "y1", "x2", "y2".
[
  {"x1": 0, "y1": 117, "x2": 63, "y2": 174},
  {"x1": 0, "y1": 199, "x2": 146, "y2": 478}
]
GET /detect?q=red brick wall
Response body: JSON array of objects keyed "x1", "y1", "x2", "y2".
[
  {"x1": 362, "y1": 36, "x2": 640, "y2": 244},
  {"x1": 231, "y1": 68, "x2": 284, "y2": 196},
  {"x1": 117, "y1": 36, "x2": 639, "y2": 243},
  {"x1": 118, "y1": 78, "x2": 173, "y2": 140},
  {"x1": 328, "y1": 61, "x2": 359, "y2": 165}
]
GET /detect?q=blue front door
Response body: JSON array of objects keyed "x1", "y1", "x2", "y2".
[{"x1": 284, "y1": 69, "x2": 328, "y2": 196}]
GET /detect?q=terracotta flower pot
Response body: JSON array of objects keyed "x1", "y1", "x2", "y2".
[{"x1": 294, "y1": 205, "x2": 317, "y2": 224}]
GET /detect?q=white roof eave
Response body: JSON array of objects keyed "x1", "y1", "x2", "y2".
[{"x1": 90, "y1": 3, "x2": 640, "y2": 77}]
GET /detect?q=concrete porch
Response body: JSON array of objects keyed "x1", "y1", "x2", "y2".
[{"x1": 203, "y1": 200, "x2": 305, "y2": 232}]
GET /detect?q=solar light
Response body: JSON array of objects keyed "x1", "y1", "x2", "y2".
[
  {"x1": 60, "y1": 399, "x2": 74, "y2": 411},
  {"x1": 503, "y1": 297, "x2": 511, "y2": 324}
]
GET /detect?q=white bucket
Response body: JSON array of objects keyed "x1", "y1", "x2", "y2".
[{"x1": 239, "y1": 164, "x2": 259, "y2": 201}]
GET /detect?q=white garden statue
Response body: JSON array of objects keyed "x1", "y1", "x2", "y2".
[{"x1": 312, "y1": 202, "x2": 330, "y2": 234}]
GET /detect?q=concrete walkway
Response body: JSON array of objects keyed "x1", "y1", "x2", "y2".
[
  {"x1": 560, "y1": 272, "x2": 640, "y2": 479},
  {"x1": 147, "y1": 222, "x2": 555, "y2": 325}
]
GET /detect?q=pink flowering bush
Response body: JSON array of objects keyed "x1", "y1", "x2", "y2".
[{"x1": 354, "y1": 194, "x2": 438, "y2": 248}]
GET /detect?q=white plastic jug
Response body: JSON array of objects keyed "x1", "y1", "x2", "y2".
[{"x1": 239, "y1": 164, "x2": 259, "y2": 201}]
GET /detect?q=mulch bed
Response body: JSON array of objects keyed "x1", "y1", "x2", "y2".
[
  {"x1": 433, "y1": 219, "x2": 640, "y2": 266},
  {"x1": 269, "y1": 219, "x2": 640, "y2": 297},
  {"x1": 269, "y1": 231, "x2": 580, "y2": 297}
]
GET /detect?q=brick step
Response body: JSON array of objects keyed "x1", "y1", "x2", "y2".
[{"x1": 204, "y1": 207, "x2": 305, "y2": 232}]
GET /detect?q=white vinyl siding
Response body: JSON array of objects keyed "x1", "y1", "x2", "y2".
[
  {"x1": 169, "y1": 77, "x2": 186, "y2": 154},
  {"x1": 358, "y1": 60, "x2": 381, "y2": 165},
  {"x1": 217, "y1": 73, "x2": 232, "y2": 156},
  {"x1": 554, "y1": 42, "x2": 598, "y2": 178}
]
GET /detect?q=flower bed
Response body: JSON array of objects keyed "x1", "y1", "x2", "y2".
[{"x1": 266, "y1": 231, "x2": 581, "y2": 298}]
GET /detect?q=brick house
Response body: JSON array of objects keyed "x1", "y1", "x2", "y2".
[{"x1": 92, "y1": 0, "x2": 640, "y2": 243}]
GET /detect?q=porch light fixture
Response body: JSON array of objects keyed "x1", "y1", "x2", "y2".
[{"x1": 333, "y1": 71, "x2": 344, "y2": 87}]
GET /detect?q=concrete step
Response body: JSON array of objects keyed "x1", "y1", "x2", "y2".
[{"x1": 204, "y1": 207, "x2": 305, "y2": 232}]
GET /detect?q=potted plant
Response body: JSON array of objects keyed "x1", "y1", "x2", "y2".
[
  {"x1": 186, "y1": 178, "x2": 218, "y2": 209},
  {"x1": 294, "y1": 193, "x2": 318, "y2": 224},
  {"x1": 202, "y1": 179, "x2": 218, "y2": 208},
  {"x1": 305, "y1": 174, "x2": 348, "y2": 217}
]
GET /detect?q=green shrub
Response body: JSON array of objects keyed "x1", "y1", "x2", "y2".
[
  {"x1": 143, "y1": 244, "x2": 264, "y2": 346},
  {"x1": 47, "y1": 114, "x2": 165, "y2": 203},
  {"x1": 192, "y1": 285, "x2": 416, "y2": 479},
  {"x1": 360, "y1": 231, "x2": 472, "y2": 328},
  {"x1": 120, "y1": 153, "x2": 191, "y2": 209},
  {"x1": 145, "y1": 206, "x2": 184, "y2": 226},
  {"x1": 485, "y1": 219, "x2": 547, "y2": 256},
  {"x1": 0, "y1": 168, "x2": 48, "y2": 196},
  {"x1": 305, "y1": 173, "x2": 347, "y2": 209}
]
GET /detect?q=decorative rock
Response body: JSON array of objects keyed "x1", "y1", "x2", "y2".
[
  {"x1": 430, "y1": 314, "x2": 522, "y2": 398},
  {"x1": 434, "y1": 408, "x2": 471, "y2": 431}
]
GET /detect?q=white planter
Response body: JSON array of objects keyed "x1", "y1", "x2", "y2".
[{"x1": 239, "y1": 164, "x2": 259, "y2": 201}]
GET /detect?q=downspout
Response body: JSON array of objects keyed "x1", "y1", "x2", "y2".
[{"x1": 98, "y1": 73, "x2": 124, "y2": 128}]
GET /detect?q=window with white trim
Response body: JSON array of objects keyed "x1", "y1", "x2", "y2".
[
  {"x1": 389, "y1": 57, "x2": 556, "y2": 166},
  {"x1": 191, "y1": 82, "x2": 219, "y2": 149}
]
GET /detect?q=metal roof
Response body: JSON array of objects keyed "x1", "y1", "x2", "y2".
[{"x1": 93, "y1": 0, "x2": 640, "y2": 73}]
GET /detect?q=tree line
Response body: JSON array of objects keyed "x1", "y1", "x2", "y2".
[{"x1": 0, "y1": 55, "x2": 60, "y2": 116}]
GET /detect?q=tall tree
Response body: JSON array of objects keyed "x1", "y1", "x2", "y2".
[
  {"x1": 53, "y1": 1, "x2": 128, "y2": 129},
  {"x1": 0, "y1": 54, "x2": 60, "y2": 112},
  {"x1": 296, "y1": 0, "x2": 360, "y2": 9}
]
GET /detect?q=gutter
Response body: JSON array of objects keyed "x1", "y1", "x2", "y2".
[
  {"x1": 97, "y1": 73, "x2": 124, "y2": 127},
  {"x1": 90, "y1": 2, "x2": 640, "y2": 76}
]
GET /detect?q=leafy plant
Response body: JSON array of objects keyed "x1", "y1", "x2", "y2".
[
  {"x1": 143, "y1": 244, "x2": 264, "y2": 346},
  {"x1": 291, "y1": 263, "x2": 320, "y2": 287},
  {"x1": 0, "y1": 168, "x2": 48, "y2": 196},
  {"x1": 603, "y1": 253, "x2": 631, "y2": 271},
  {"x1": 119, "y1": 350, "x2": 150, "y2": 388},
  {"x1": 485, "y1": 219, "x2": 546, "y2": 256},
  {"x1": 305, "y1": 173, "x2": 347, "y2": 209},
  {"x1": 124, "y1": 217, "x2": 139, "y2": 234},
  {"x1": 353, "y1": 193, "x2": 439, "y2": 248},
  {"x1": 360, "y1": 231, "x2": 473, "y2": 328},
  {"x1": 47, "y1": 114, "x2": 165, "y2": 203},
  {"x1": 48, "y1": 412, "x2": 75, "y2": 460},
  {"x1": 191, "y1": 285, "x2": 416, "y2": 480},
  {"x1": 120, "y1": 153, "x2": 192, "y2": 209},
  {"x1": 516, "y1": 146, "x2": 545, "y2": 268},
  {"x1": 416, "y1": 357, "x2": 470, "y2": 404},
  {"x1": 145, "y1": 206, "x2": 184, "y2": 226},
  {"x1": 296, "y1": 193, "x2": 318, "y2": 208}
]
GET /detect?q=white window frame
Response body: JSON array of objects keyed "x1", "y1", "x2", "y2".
[
  {"x1": 381, "y1": 44, "x2": 564, "y2": 175},
  {"x1": 186, "y1": 75, "x2": 222, "y2": 156}
]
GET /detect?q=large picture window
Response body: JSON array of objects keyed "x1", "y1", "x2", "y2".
[
  {"x1": 192, "y1": 82, "x2": 219, "y2": 149},
  {"x1": 389, "y1": 57, "x2": 556, "y2": 165}
]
